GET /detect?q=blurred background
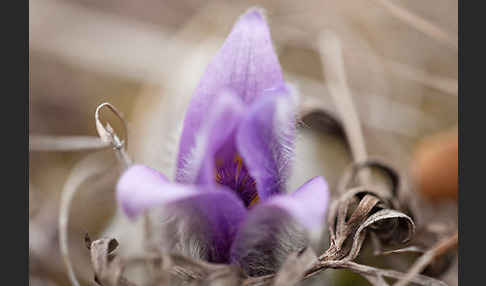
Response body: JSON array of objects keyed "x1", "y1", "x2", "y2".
[{"x1": 29, "y1": 0, "x2": 458, "y2": 285}]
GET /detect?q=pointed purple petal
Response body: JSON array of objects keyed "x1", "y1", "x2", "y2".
[
  {"x1": 230, "y1": 176, "x2": 329, "y2": 276},
  {"x1": 176, "y1": 9, "x2": 284, "y2": 179},
  {"x1": 236, "y1": 84, "x2": 297, "y2": 200},
  {"x1": 268, "y1": 176, "x2": 330, "y2": 230},
  {"x1": 116, "y1": 164, "x2": 247, "y2": 262},
  {"x1": 116, "y1": 164, "x2": 187, "y2": 219}
]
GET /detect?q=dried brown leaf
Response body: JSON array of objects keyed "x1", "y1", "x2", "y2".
[
  {"x1": 90, "y1": 237, "x2": 136, "y2": 286},
  {"x1": 347, "y1": 209, "x2": 415, "y2": 261}
]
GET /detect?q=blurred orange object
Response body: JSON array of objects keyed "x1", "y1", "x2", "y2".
[{"x1": 411, "y1": 127, "x2": 458, "y2": 201}]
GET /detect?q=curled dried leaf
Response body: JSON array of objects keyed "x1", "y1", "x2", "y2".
[
  {"x1": 331, "y1": 194, "x2": 381, "y2": 259},
  {"x1": 90, "y1": 238, "x2": 135, "y2": 286},
  {"x1": 346, "y1": 209, "x2": 415, "y2": 261},
  {"x1": 324, "y1": 186, "x2": 397, "y2": 260},
  {"x1": 322, "y1": 157, "x2": 416, "y2": 266}
]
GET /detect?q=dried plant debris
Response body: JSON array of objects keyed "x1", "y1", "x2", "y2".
[
  {"x1": 56, "y1": 102, "x2": 134, "y2": 286},
  {"x1": 74, "y1": 42, "x2": 451, "y2": 284},
  {"x1": 393, "y1": 232, "x2": 457, "y2": 286},
  {"x1": 59, "y1": 152, "x2": 118, "y2": 286},
  {"x1": 88, "y1": 237, "x2": 133, "y2": 286},
  {"x1": 296, "y1": 45, "x2": 457, "y2": 282},
  {"x1": 84, "y1": 162, "x2": 450, "y2": 286},
  {"x1": 80, "y1": 88, "x2": 456, "y2": 286},
  {"x1": 86, "y1": 233, "x2": 448, "y2": 286},
  {"x1": 95, "y1": 102, "x2": 132, "y2": 167},
  {"x1": 86, "y1": 234, "x2": 244, "y2": 286},
  {"x1": 31, "y1": 0, "x2": 457, "y2": 284}
]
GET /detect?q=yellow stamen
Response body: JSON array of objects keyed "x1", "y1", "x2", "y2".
[
  {"x1": 234, "y1": 154, "x2": 243, "y2": 181},
  {"x1": 215, "y1": 170, "x2": 222, "y2": 183},
  {"x1": 248, "y1": 195, "x2": 260, "y2": 207}
]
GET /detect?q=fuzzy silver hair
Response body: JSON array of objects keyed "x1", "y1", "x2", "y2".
[
  {"x1": 148, "y1": 203, "x2": 211, "y2": 261},
  {"x1": 230, "y1": 206, "x2": 308, "y2": 276}
]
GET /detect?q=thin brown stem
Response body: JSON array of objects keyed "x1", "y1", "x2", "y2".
[
  {"x1": 318, "y1": 30, "x2": 370, "y2": 185},
  {"x1": 243, "y1": 258, "x2": 447, "y2": 286},
  {"x1": 394, "y1": 232, "x2": 458, "y2": 286}
]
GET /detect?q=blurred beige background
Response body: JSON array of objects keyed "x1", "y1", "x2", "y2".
[{"x1": 29, "y1": 1, "x2": 458, "y2": 285}]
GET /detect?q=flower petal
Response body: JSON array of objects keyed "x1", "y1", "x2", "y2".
[
  {"x1": 117, "y1": 164, "x2": 184, "y2": 219},
  {"x1": 268, "y1": 176, "x2": 330, "y2": 230},
  {"x1": 116, "y1": 164, "x2": 247, "y2": 262},
  {"x1": 236, "y1": 84, "x2": 298, "y2": 200},
  {"x1": 176, "y1": 8, "x2": 284, "y2": 178},
  {"x1": 230, "y1": 176, "x2": 329, "y2": 276},
  {"x1": 176, "y1": 91, "x2": 245, "y2": 185},
  {"x1": 154, "y1": 188, "x2": 247, "y2": 263}
]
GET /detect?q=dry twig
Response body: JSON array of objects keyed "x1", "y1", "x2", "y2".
[
  {"x1": 59, "y1": 103, "x2": 132, "y2": 286},
  {"x1": 95, "y1": 102, "x2": 132, "y2": 167},
  {"x1": 81, "y1": 31, "x2": 453, "y2": 286},
  {"x1": 29, "y1": 135, "x2": 111, "y2": 151},
  {"x1": 318, "y1": 31, "x2": 368, "y2": 169},
  {"x1": 394, "y1": 232, "x2": 458, "y2": 286},
  {"x1": 373, "y1": 0, "x2": 457, "y2": 49},
  {"x1": 318, "y1": 30, "x2": 370, "y2": 185},
  {"x1": 386, "y1": 60, "x2": 458, "y2": 96}
]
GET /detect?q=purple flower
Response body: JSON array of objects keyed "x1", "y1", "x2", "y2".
[{"x1": 116, "y1": 8, "x2": 329, "y2": 276}]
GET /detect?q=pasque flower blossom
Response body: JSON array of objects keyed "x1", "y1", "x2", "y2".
[{"x1": 116, "y1": 8, "x2": 329, "y2": 276}]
